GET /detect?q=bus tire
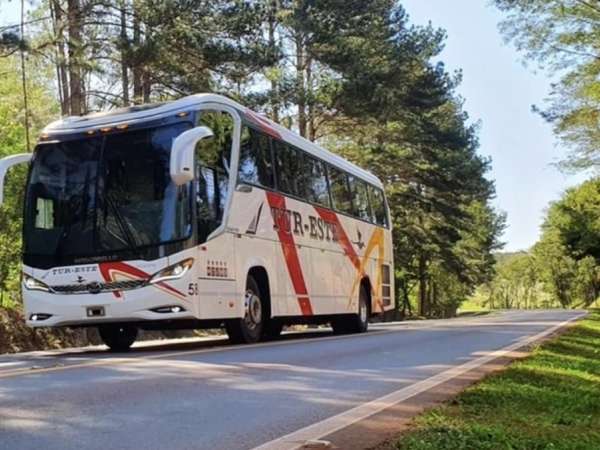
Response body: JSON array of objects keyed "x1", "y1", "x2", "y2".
[
  {"x1": 98, "y1": 324, "x2": 138, "y2": 352},
  {"x1": 226, "y1": 275, "x2": 265, "y2": 344},
  {"x1": 332, "y1": 285, "x2": 369, "y2": 334},
  {"x1": 263, "y1": 320, "x2": 283, "y2": 340}
]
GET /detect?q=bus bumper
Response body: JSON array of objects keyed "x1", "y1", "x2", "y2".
[{"x1": 23, "y1": 286, "x2": 196, "y2": 328}]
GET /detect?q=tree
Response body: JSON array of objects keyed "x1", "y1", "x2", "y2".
[
  {"x1": 533, "y1": 231, "x2": 577, "y2": 308},
  {"x1": 481, "y1": 253, "x2": 545, "y2": 310},
  {"x1": 475, "y1": 178, "x2": 600, "y2": 311},
  {"x1": 323, "y1": 39, "x2": 505, "y2": 316},
  {"x1": 575, "y1": 256, "x2": 600, "y2": 307},
  {"x1": 494, "y1": 0, "x2": 600, "y2": 172},
  {"x1": 0, "y1": 56, "x2": 58, "y2": 306},
  {"x1": 547, "y1": 178, "x2": 600, "y2": 262},
  {"x1": 534, "y1": 178, "x2": 600, "y2": 307}
]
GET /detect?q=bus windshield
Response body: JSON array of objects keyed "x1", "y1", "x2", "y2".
[{"x1": 24, "y1": 122, "x2": 193, "y2": 260}]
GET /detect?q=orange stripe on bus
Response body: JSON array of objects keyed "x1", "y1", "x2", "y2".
[{"x1": 314, "y1": 207, "x2": 361, "y2": 270}]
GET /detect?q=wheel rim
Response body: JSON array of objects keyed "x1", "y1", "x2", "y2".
[
  {"x1": 244, "y1": 290, "x2": 262, "y2": 331},
  {"x1": 359, "y1": 300, "x2": 368, "y2": 323}
]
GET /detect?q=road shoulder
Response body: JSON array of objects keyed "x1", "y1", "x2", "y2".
[{"x1": 324, "y1": 310, "x2": 592, "y2": 450}]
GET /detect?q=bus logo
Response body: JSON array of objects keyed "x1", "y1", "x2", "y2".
[
  {"x1": 352, "y1": 229, "x2": 365, "y2": 250},
  {"x1": 86, "y1": 282, "x2": 102, "y2": 295},
  {"x1": 246, "y1": 203, "x2": 264, "y2": 235}
]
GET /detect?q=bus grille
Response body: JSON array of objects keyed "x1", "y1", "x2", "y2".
[{"x1": 50, "y1": 279, "x2": 146, "y2": 294}]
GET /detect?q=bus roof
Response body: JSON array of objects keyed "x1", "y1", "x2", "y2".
[{"x1": 42, "y1": 93, "x2": 384, "y2": 188}]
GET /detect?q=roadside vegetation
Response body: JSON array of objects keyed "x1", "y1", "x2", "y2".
[
  {"x1": 467, "y1": 179, "x2": 600, "y2": 311},
  {"x1": 392, "y1": 310, "x2": 600, "y2": 450}
]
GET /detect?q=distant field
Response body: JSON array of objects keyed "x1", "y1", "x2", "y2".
[{"x1": 390, "y1": 310, "x2": 600, "y2": 450}]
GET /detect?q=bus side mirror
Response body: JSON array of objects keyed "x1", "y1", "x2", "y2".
[
  {"x1": 170, "y1": 126, "x2": 214, "y2": 186},
  {"x1": 0, "y1": 153, "x2": 32, "y2": 206}
]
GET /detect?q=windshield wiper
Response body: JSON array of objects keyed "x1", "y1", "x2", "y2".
[{"x1": 104, "y1": 194, "x2": 139, "y2": 249}]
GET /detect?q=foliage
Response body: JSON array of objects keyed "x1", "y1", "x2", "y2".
[
  {"x1": 480, "y1": 252, "x2": 548, "y2": 310},
  {"x1": 395, "y1": 311, "x2": 600, "y2": 450},
  {"x1": 535, "y1": 178, "x2": 600, "y2": 307},
  {"x1": 473, "y1": 178, "x2": 600, "y2": 310},
  {"x1": 546, "y1": 178, "x2": 600, "y2": 261},
  {"x1": 494, "y1": 0, "x2": 600, "y2": 172},
  {"x1": 325, "y1": 31, "x2": 506, "y2": 317},
  {"x1": 0, "y1": 56, "x2": 58, "y2": 307},
  {"x1": 533, "y1": 231, "x2": 578, "y2": 308}
]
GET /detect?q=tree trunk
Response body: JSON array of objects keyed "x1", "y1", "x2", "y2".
[
  {"x1": 132, "y1": 8, "x2": 143, "y2": 103},
  {"x1": 401, "y1": 282, "x2": 412, "y2": 317},
  {"x1": 120, "y1": 1, "x2": 130, "y2": 105},
  {"x1": 418, "y1": 255, "x2": 428, "y2": 316},
  {"x1": 50, "y1": 0, "x2": 70, "y2": 115},
  {"x1": 306, "y1": 58, "x2": 316, "y2": 141},
  {"x1": 268, "y1": 0, "x2": 280, "y2": 123},
  {"x1": 427, "y1": 279, "x2": 435, "y2": 317},
  {"x1": 295, "y1": 34, "x2": 307, "y2": 138},
  {"x1": 142, "y1": 71, "x2": 151, "y2": 102},
  {"x1": 67, "y1": 0, "x2": 83, "y2": 115}
]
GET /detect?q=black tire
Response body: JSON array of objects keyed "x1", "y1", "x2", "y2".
[
  {"x1": 331, "y1": 285, "x2": 369, "y2": 334},
  {"x1": 226, "y1": 275, "x2": 265, "y2": 344},
  {"x1": 263, "y1": 320, "x2": 284, "y2": 340},
  {"x1": 98, "y1": 324, "x2": 138, "y2": 352}
]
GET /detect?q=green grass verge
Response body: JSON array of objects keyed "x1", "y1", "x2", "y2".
[{"x1": 395, "y1": 310, "x2": 600, "y2": 450}]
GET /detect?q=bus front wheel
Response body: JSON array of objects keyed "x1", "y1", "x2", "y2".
[
  {"x1": 98, "y1": 324, "x2": 138, "y2": 352},
  {"x1": 332, "y1": 285, "x2": 369, "y2": 334},
  {"x1": 226, "y1": 275, "x2": 265, "y2": 344}
]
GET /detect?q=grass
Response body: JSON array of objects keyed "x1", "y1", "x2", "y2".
[{"x1": 394, "y1": 310, "x2": 600, "y2": 450}]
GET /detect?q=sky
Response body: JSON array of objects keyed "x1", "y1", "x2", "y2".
[
  {"x1": 401, "y1": 0, "x2": 588, "y2": 251},
  {"x1": 0, "y1": 1, "x2": 588, "y2": 252}
]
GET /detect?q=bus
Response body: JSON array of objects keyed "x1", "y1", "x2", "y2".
[{"x1": 0, "y1": 94, "x2": 394, "y2": 351}]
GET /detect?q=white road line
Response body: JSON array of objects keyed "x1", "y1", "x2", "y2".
[{"x1": 252, "y1": 311, "x2": 587, "y2": 450}]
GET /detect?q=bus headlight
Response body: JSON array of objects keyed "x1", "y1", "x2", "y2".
[
  {"x1": 149, "y1": 258, "x2": 194, "y2": 285},
  {"x1": 23, "y1": 273, "x2": 51, "y2": 292}
]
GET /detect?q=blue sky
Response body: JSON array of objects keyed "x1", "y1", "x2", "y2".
[
  {"x1": 0, "y1": 1, "x2": 587, "y2": 251},
  {"x1": 401, "y1": 0, "x2": 587, "y2": 251}
]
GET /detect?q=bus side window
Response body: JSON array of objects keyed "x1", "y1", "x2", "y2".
[
  {"x1": 349, "y1": 176, "x2": 372, "y2": 222},
  {"x1": 195, "y1": 166, "x2": 217, "y2": 243},
  {"x1": 238, "y1": 126, "x2": 274, "y2": 188},
  {"x1": 328, "y1": 166, "x2": 353, "y2": 215},
  {"x1": 275, "y1": 141, "x2": 305, "y2": 198},
  {"x1": 368, "y1": 185, "x2": 388, "y2": 228},
  {"x1": 195, "y1": 110, "x2": 234, "y2": 242},
  {"x1": 304, "y1": 155, "x2": 330, "y2": 207}
]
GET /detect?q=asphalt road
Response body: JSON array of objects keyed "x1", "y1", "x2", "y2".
[{"x1": 0, "y1": 310, "x2": 585, "y2": 450}]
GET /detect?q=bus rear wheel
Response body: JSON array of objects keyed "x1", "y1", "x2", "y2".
[
  {"x1": 332, "y1": 285, "x2": 369, "y2": 335},
  {"x1": 226, "y1": 275, "x2": 265, "y2": 344},
  {"x1": 99, "y1": 324, "x2": 138, "y2": 352}
]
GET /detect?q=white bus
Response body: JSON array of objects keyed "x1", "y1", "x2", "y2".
[{"x1": 0, "y1": 94, "x2": 394, "y2": 351}]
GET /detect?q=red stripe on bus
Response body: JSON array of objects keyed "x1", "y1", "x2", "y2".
[
  {"x1": 314, "y1": 207, "x2": 361, "y2": 270},
  {"x1": 244, "y1": 109, "x2": 282, "y2": 140},
  {"x1": 266, "y1": 192, "x2": 313, "y2": 316}
]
